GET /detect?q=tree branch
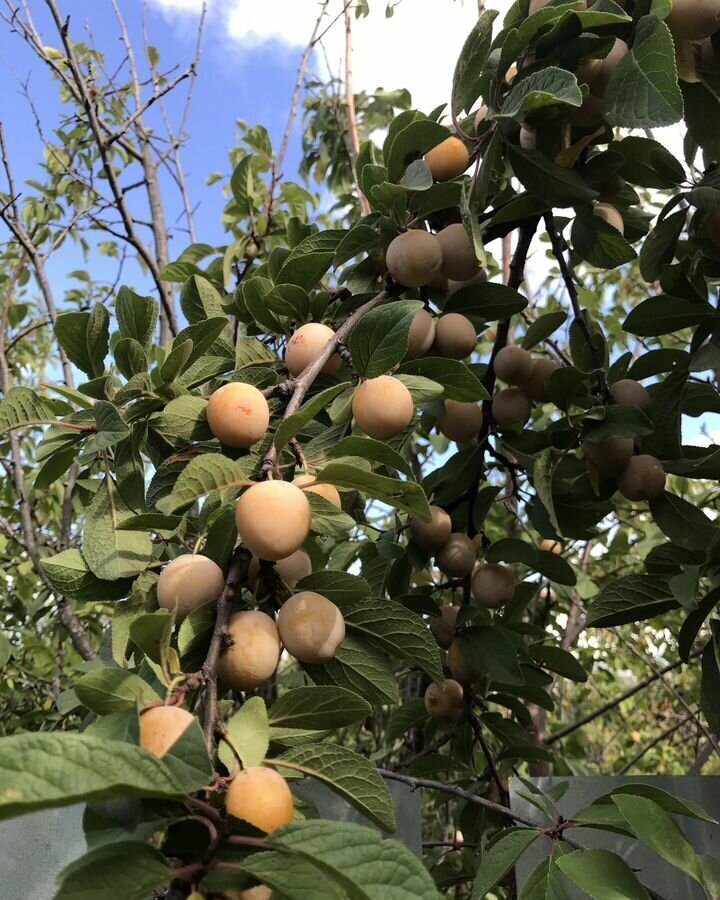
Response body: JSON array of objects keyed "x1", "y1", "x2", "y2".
[{"x1": 343, "y1": 5, "x2": 371, "y2": 217}]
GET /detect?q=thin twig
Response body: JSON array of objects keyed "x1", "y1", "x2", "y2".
[{"x1": 343, "y1": 4, "x2": 371, "y2": 216}]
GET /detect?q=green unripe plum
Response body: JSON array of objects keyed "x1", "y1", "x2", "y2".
[
  {"x1": 591, "y1": 39, "x2": 629, "y2": 97},
  {"x1": 236, "y1": 480, "x2": 311, "y2": 560},
  {"x1": 610, "y1": 379, "x2": 651, "y2": 411},
  {"x1": 617, "y1": 454, "x2": 666, "y2": 501},
  {"x1": 285, "y1": 323, "x2": 342, "y2": 377},
  {"x1": 352, "y1": 375, "x2": 414, "y2": 439},
  {"x1": 493, "y1": 345, "x2": 535, "y2": 385},
  {"x1": 437, "y1": 223, "x2": 482, "y2": 281},
  {"x1": 432, "y1": 313, "x2": 477, "y2": 359},
  {"x1": 218, "y1": 611, "x2": 281, "y2": 692},
  {"x1": 386, "y1": 230, "x2": 444, "y2": 288},
  {"x1": 666, "y1": 0, "x2": 720, "y2": 40},
  {"x1": 492, "y1": 388, "x2": 532, "y2": 426},
  {"x1": 521, "y1": 357, "x2": 559, "y2": 402},
  {"x1": 140, "y1": 706, "x2": 194, "y2": 758},
  {"x1": 424, "y1": 136, "x2": 470, "y2": 182},
  {"x1": 248, "y1": 549, "x2": 312, "y2": 591},
  {"x1": 207, "y1": 382, "x2": 270, "y2": 448},
  {"x1": 594, "y1": 202, "x2": 625, "y2": 235},
  {"x1": 410, "y1": 505, "x2": 452, "y2": 552},
  {"x1": 471, "y1": 563, "x2": 516, "y2": 609},
  {"x1": 277, "y1": 591, "x2": 345, "y2": 663},
  {"x1": 436, "y1": 533, "x2": 476, "y2": 578},
  {"x1": 406, "y1": 309, "x2": 436, "y2": 359},
  {"x1": 582, "y1": 436, "x2": 634, "y2": 478},
  {"x1": 424, "y1": 678, "x2": 464, "y2": 721},
  {"x1": 429, "y1": 605, "x2": 460, "y2": 649},
  {"x1": 157, "y1": 554, "x2": 225, "y2": 622},
  {"x1": 225, "y1": 766, "x2": 293, "y2": 833},
  {"x1": 437, "y1": 400, "x2": 484, "y2": 443}
]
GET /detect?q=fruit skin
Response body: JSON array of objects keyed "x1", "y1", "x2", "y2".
[
  {"x1": 437, "y1": 400, "x2": 484, "y2": 443},
  {"x1": 386, "y1": 230, "x2": 444, "y2": 288},
  {"x1": 411, "y1": 505, "x2": 453, "y2": 552},
  {"x1": 140, "y1": 706, "x2": 195, "y2": 758},
  {"x1": 617, "y1": 454, "x2": 666, "y2": 501},
  {"x1": 519, "y1": 124, "x2": 536, "y2": 150},
  {"x1": 432, "y1": 313, "x2": 477, "y2": 359},
  {"x1": 285, "y1": 323, "x2": 342, "y2": 377},
  {"x1": 236, "y1": 480, "x2": 311, "y2": 561},
  {"x1": 352, "y1": 375, "x2": 414, "y2": 439},
  {"x1": 157, "y1": 554, "x2": 225, "y2": 622},
  {"x1": 540, "y1": 539, "x2": 562, "y2": 555},
  {"x1": 436, "y1": 533, "x2": 476, "y2": 578},
  {"x1": 491, "y1": 388, "x2": 532, "y2": 427},
  {"x1": 248, "y1": 549, "x2": 312, "y2": 591},
  {"x1": 447, "y1": 269, "x2": 487, "y2": 295},
  {"x1": 294, "y1": 473, "x2": 341, "y2": 508},
  {"x1": 591, "y1": 38, "x2": 629, "y2": 97},
  {"x1": 277, "y1": 591, "x2": 345, "y2": 663},
  {"x1": 666, "y1": 0, "x2": 720, "y2": 40},
  {"x1": 207, "y1": 382, "x2": 270, "y2": 449},
  {"x1": 493, "y1": 345, "x2": 535, "y2": 385},
  {"x1": 582, "y1": 436, "x2": 634, "y2": 478},
  {"x1": 573, "y1": 93, "x2": 605, "y2": 127},
  {"x1": 424, "y1": 136, "x2": 470, "y2": 182},
  {"x1": 521, "y1": 358, "x2": 559, "y2": 402},
  {"x1": 577, "y1": 56, "x2": 603, "y2": 85},
  {"x1": 593, "y1": 202, "x2": 625, "y2": 235},
  {"x1": 475, "y1": 105, "x2": 489, "y2": 129},
  {"x1": 610, "y1": 379, "x2": 651, "y2": 411},
  {"x1": 406, "y1": 309, "x2": 436, "y2": 359},
  {"x1": 447, "y1": 640, "x2": 480, "y2": 684},
  {"x1": 471, "y1": 563, "x2": 516, "y2": 609},
  {"x1": 225, "y1": 766, "x2": 294, "y2": 833},
  {"x1": 429, "y1": 605, "x2": 460, "y2": 649},
  {"x1": 436, "y1": 223, "x2": 482, "y2": 282},
  {"x1": 424, "y1": 679, "x2": 464, "y2": 721},
  {"x1": 218, "y1": 611, "x2": 281, "y2": 692}
]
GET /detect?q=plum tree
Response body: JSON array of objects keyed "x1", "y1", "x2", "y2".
[
  {"x1": 491, "y1": 388, "x2": 532, "y2": 426},
  {"x1": 294, "y1": 473, "x2": 342, "y2": 508},
  {"x1": 666, "y1": 0, "x2": 720, "y2": 40},
  {"x1": 235, "y1": 480, "x2": 311, "y2": 560},
  {"x1": 617, "y1": 455, "x2": 667, "y2": 501},
  {"x1": 285, "y1": 323, "x2": 342, "y2": 377},
  {"x1": 352, "y1": 375, "x2": 414, "y2": 439},
  {"x1": 436, "y1": 533, "x2": 476, "y2": 577},
  {"x1": 432, "y1": 312, "x2": 477, "y2": 358},
  {"x1": 471, "y1": 563, "x2": 516, "y2": 609},
  {"x1": 385, "y1": 229, "x2": 443, "y2": 288},
  {"x1": 582, "y1": 436, "x2": 634, "y2": 478},
  {"x1": 206, "y1": 382, "x2": 270, "y2": 448},
  {"x1": 406, "y1": 309, "x2": 436, "y2": 358},
  {"x1": 225, "y1": 766, "x2": 294, "y2": 833},
  {"x1": 436, "y1": 223, "x2": 482, "y2": 281},
  {"x1": 429, "y1": 604, "x2": 460, "y2": 649},
  {"x1": 593, "y1": 203, "x2": 625, "y2": 234},
  {"x1": 424, "y1": 679, "x2": 464, "y2": 721},
  {"x1": 276, "y1": 591, "x2": 345, "y2": 663},
  {"x1": 157, "y1": 554, "x2": 226, "y2": 621},
  {"x1": 139, "y1": 706, "x2": 195, "y2": 758},
  {"x1": 217, "y1": 611, "x2": 281, "y2": 691},
  {"x1": 248, "y1": 549, "x2": 312, "y2": 591},
  {"x1": 437, "y1": 400, "x2": 484, "y2": 443},
  {"x1": 493, "y1": 345, "x2": 535, "y2": 386},
  {"x1": 410, "y1": 505, "x2": 452, "y2": 551},
  {"x1": 521, "y1": 357, "x2": 559, "y2": 402},
  {"x1": 610, "y1": 379, "x2": 652, "y2": 411},
  {"x1": 424, "y1": 136, "x2": 469, "y2": 182}
]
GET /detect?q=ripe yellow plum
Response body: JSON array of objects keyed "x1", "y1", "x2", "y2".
[
  {"x1": 277, "y1": 591, "x2": 345, "y2": 663},
  {"x1": 471, "y1": 563, "x2": 516, "y2": 609},
  {"x1": 157, "y1": 554, "x2": 225, "y2": 622},
  {"x1": 236, "y1": 480, "x2": 311, "y2": 561},
  {"x1": 432, "y1": 313, "x2": 477, "y2": 359},
  {"x1": 437, "y1": 400, "x2": 484, "y2": 443},
  {"x1": 437, "y1": 224, "x2": 482, "y2": 282},
  {"x1": 406, "y1": 309, "x2": 436, "y2": 359},
  {"x1": 436, "y1": 533, "x2": 476, "y2": 578},
  {"x1": 424, "y1": 136, "x2": 470, "y2": 182},
  {"x1": 352, "y1": 375, "x2": 414, "y2": 439},
  {"x1": 140, "y1": 706, "x2": 195, "y2": 758},
  {"x1": 207, "y1": 382, "x2": 270, "y2": 448},
  {"x1": 617, "y1": 455, "x2": 666, "y2": 501},
  {"x1": 424, "y1": 679, "x2": 464, "y2": 721},
  {"x1": 491, "y1": 388, "x2": 532, "y2": 427},
  {"x1": 429, "y1": 605, "x2": 460, "y2": 649},
  {"x1": 410, "y1": 506, "x2": 453, "y2": 552},
  {"x1": 285, "y1": 323, "x2": 342, "y2": 377},
  {"x1": 217, "y1": 611, "x2": 281, "y2": 692},
  {"x1": 386, "y1": 230, "x2": 444, "y2": 288},
  {"x1": 293, "y1": 473, "x2": 341, "y2": 508},
  {"x1": 493, "y1": 346, "x2": 535, "y2": 385},
  {"x1": 225, "y1": 766, "x2": 294, "y2": 833}
]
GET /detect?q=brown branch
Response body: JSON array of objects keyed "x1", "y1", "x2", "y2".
[
  {"x1": 616, "y1": 714, "x2": 693, "y2": 776},
  {"x1": 343, "y1": 5, "x2": 371, "y2": 217}
]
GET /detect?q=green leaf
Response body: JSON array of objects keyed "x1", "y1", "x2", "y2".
[
  {"x1": 269, "y1": 686, "x2": 371, "y2": 730},
  {"x1": 307, "y1": 491, "x2": 357, "y2": 538},
  {"x1": 276, "y1": 231, "x2": 346, "y2": 291},
  {"x1": 55, "y1": 311, "x2": 95, "y2": 376},
  {"x1": 315, "y1": 463, "x2": 431, "y2": 520},
  {"x1": 116, "y1": 286, "x2": 158, "y2": 349},
  {"x1": 237, "y1": 853, "x2": 345, "y2": 900},
  {"x1": 499, "y1": 67, "x2": 582, "y2": 122},
  {"x1": 0, "y1": 731, "x2": 210, "y2": 820},
  {"x1": 398, "y1": 358, "x2": 488, "y2": 401},
  {"x1": 556, "y1": 849, "x2": 650, "y2": 899},
  {"x1": 472, "y1": 828, "x2": 542, "y2": 899},
  {"x1": 530, "y1": 646, "x2": 587, "y2": 682},
  {"x1": 335, "y1": 225, "x2": 379, "y2": 266},
  {"x1": 114, "y1": 338, "x2": 148, "y2": 379},
  {"x1": 605, "y1": 15, "x2": 683, "y2": 129},
  {"x1": 639, "y1": 209, "x2": 686, "y2": 281},
  {"x1": 571, "y1": 206, "x2": 637, "y2": 268},
  {"x1": 586, "y1": 574, "x2": 676, "y2": 627},
  {"x1": 0, "y1": 386, "x2": 58, "y2": 434},
  {"x1": 581, "y1": 404, "x2": 653, "y2": 443},
  {"x1": 220, "y1": 696, "x2": 269, "y2": 773},
  {"x1": 623, "y1": 296, "x2": 713, "y2": 337},
  {"x1": 459, "y1": 626, "x2": 524, "y2": 686},
  {"x1": 649, "y1": 492, "x2": 718, "y2": 551},
  {"x1": 86, "y1": 303, "x2": 109, "y2": 376},
  {"x1": 297, "y1": 571, "x2": 372, "y2": 605},
  {"x1": 159, "y1": 395, "x2": 211, "y2": 443},
  {"x1": 445, "y1": 282, "x2": 528, "y2": 321},
  {"x1": 83, "y1": 477, "x2": 153, "y2": 580},
  {"x1": 274, "y1": 383, "x2": 348, "y2": 453},
  {"x1": 54, "y1": 841, "x2": 171, "y2": 900},
  {"x1": 452, "y1": 10, "x2": 498, "y2": 117},
  {"x1": 522, "y1": 312, "x2": 567, "y2": 350},
  {"x1": 613, "y1": 136, "x2": 685, "y2": 188},
  {"x1": 328, "y1": 436, "x2": 414, "y2": 478},
  {"x1": 386, "y1": 121, "x2": 451, "y2": 184},
  {"x1": 507, "y1": 144, "x2": 597, "y2": 207},
  {"x1": 485, "y1": 537, "x2": 576, "y2": 585},
  {"x1": 40, "y1": 548, "x2": 133, "y2": 603},
  {"x1": 93, "y1": 400, "x2": 130, "y2": 449},
  {"x1": 75, "y1": 668, "x2": 160, "y2": 714},
  {"x1": 269, "y1": 819, "x2": 442, "y2": 899},
  {"x1": 348, "y1": 300, "x2": 423, "y2": 378},
  {"x1": 305, "y1": 633, "x2": 400, "y2": 706},
  {"x1": 277, "y1": 743, "x2": 396, "y2": 832},
  {"x1": 159, "y1": 453, "x2": 255, "y2": 513},
  {"x1": 129, "y1": 610, "x2": 174, "y2": 667}
]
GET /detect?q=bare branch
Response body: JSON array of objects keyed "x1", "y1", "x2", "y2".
[{"x1": 343, "y1": 4, "x2": 371, "y2": 216}]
